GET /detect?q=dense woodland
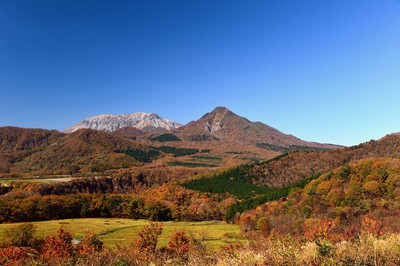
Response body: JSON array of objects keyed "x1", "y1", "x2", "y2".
[{"x1": 236, "y1": 158, "x2": 400, "y2": 237}]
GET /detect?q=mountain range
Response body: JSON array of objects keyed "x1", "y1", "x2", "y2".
[
  {"x1": 65, "y1": 107, "x2": 339, "y2": 149},
  {"x1": 0, "y1": 106, "x2": 354, "y2": 175}
]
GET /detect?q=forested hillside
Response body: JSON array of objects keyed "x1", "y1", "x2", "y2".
[{"x1": 236, "y1": 158, "x2": 400, "y2": 238}]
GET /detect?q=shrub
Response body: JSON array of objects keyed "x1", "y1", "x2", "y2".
[
  {"x1": 167, "y1": 231, "x2": 191, "y2": 255},
  {"x1": 257, "y1": 217, "x2": 271, "y2": 237},
  {"x1": 315, "y1": 240, "x2": 334, "y2": 257},
  {"x1": 41, "y1": 227, "x2": 74, "y2": 260},
  {"x1": 134, "y1": 222, "x2": 163, "y2": 253},
  {"x1": 0, "y1": 246, "x2": 31, "y2": 265},
  {"x1": 303, "y1": 218, "x2": 334, "y2": 241},
  {"x1": 360, "y1": 214, "x2": 380, "y2": 236},
  {"x1": 76, "y1": 229, "x2": 103, "y2": 256},
  {"x1": 2, "y1": 223, "x2": 37, "y2": 248}
]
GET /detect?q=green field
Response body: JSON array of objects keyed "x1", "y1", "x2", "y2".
[{"x1": 0, "y1": 218, "x2": 242, "y2": 249}]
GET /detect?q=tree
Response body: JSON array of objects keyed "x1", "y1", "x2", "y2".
[
  {"x1": 144, "y1": 201, "x2": 172, "y2": 221},
  {"x1": 2, "y1": 223, "x2": 37, "y2": 247}
]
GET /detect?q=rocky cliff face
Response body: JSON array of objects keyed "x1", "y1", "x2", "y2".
[{"x1": 64, "y1": 112, "x2": 181, "y2": 133}]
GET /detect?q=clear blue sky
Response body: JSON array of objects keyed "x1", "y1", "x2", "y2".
[{"x1": 1, "y1": 0, "x2": 399, "y2": 146}]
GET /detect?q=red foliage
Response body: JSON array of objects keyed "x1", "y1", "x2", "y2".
[
  {"x1": 303, "y1": 218, "x2": 335, "y2": 241},
  {"x1": 76, "y1": 230, "x2": 103, "y2": 256},
  {"x1": 41, "y1": 228, "x2": 74, "y2": 260},
  {"x1": 134, "y1": 222, "x2": 163, "y2": 253},
  {"x1": 0, "y1": 247, "x2": 31, "y2": 266},
  {"x1": 361, "y1": 214, "x2": 381, "y2": 236},
  {"x1": 167, "y1": 231, "x2": 191, "y2": 255}
]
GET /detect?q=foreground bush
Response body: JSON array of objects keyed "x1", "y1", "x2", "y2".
[{"x1": 1, "y1": 223, "x2": 400, "y2": 265}]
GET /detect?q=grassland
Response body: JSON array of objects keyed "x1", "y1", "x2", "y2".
[{"x1": 0, "y1": 218, "x2": 242, "y2": 249}]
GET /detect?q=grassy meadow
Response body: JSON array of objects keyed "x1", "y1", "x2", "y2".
[{"x1": 0, "y1": 218, "x2": 242, "y2": 249}]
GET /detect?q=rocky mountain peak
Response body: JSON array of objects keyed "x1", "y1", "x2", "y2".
[
  {"x1": 64, "y1": 112, "x2": 181, "y2": 133},
  {"x1": 200, "y1": 107, "x2": 236, "y2": 132}
]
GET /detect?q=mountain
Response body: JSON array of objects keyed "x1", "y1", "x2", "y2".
[
  {"x1": 176, "y1": 107, "x2": 339, "y2": 150},
  {"x1": 0, "y1": 127, "x2": 64, "y2": 173},
  {"x1": 19, "y1": 129, "x2": 148, "y2": 173},
  {"x1": 0, "y1": 107, "x2": 348, "y2": 175},
  {"x1": 0, "y1": 127, "x2": 154, "y2": 174},
  {"x1": 64, "y1": 112, "x2": 182, "y2": 133}
]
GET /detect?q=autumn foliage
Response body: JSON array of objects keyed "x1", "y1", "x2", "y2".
[
  {"x1": 41, "y1": 228, "x2": 75, "y2": 260},
  {"x1": 76, "y1": 230, "x2": 104, "y2": 256},
  {"x1": 167, "y1": 231, "x2": 191, "y2": 255},
  {"x1": 236, "y1": 158, "x2": 400, "y2": 240},
  {"x1": 0, "y1": 246, "x2": 32, "y2": 266},
  {"x1": 134, "y1": 222, "x2": 163, "y2": 253}
]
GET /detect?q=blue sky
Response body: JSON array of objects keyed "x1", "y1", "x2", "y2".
[{"x1": 1, "y1": 0, "x2": 399, "y2": 146}]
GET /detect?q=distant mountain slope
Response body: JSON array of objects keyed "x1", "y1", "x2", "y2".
[
  {"x1": 254, "y1": 134, "x2": 400, "y2": 187},
  {"x1": 18, "y1": 129, "x2": 146, "y2": 173},
  {"x1": 0, "y1": 127, "x2": 153, "y2": 174},
  {"x1": 111, "y1": 127, "x2": 147, "y2": 139},
  {"x1": 64, "y1": 112, "x2": 181, "y2": 133},
  {"x1": 0, "y1": 126, "x2": 62, "y2": 152},
  {"x1": 177, "y1": 107, "x2": 339, "y2": 150},
  {"x1": 0, "y1": 127, "x2": 63, "y2": 173},
  {"x1": 186, "y1": 134, "x2": 400, "y2": 197}
]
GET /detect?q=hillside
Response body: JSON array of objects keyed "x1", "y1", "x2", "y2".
[
  {"x1": 236, "y1": 158, "x2": 400, "y2": 238},
  {"x1": 176, "y1": 107, "x2": 339, "y2": 150},
  {"x1": 0, "y1": 127, "x2": 64, "y2": 173},
  {"x1": 185, "y1": 134, "x2": 400, "y2": 194},
  {"x1": 0, "y1": 127, "x2": 154, "y2": 174}
]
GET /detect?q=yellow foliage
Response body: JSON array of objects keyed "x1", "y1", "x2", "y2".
[
  {"x1": 315, "y1": 181, "x2": 332, "y2": 195},
  {"x1": 363, "y1": 180, "x2": 381, "y2": 197}
]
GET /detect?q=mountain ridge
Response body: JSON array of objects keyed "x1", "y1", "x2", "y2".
[
  {"x1": 64, "y1": 112, "x2": 182, "y2": 133},
  {"x1": 176, "y1": 107, "x2": 340, "y2": 149}
]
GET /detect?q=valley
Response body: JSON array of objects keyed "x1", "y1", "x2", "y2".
[{"x1": 1, "y1": 107, "x2": 400, "y2": 265}]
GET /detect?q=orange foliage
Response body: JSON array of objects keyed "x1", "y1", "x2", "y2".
[
  {"x1": 363, "y1": 180, "x2": 381, "y2": 197},
  {"x1": 41, "y1": 228, "x2": 74, "y2": 260},
  {"x1": 134, "y1": 222, "x2": 163, "y2": 253},
  {"x1": 76, "y1": 230, "x2": 103, "y2": 256},
  {"x1": 316, "y1": 181, "x2": 332, "y2": 195},
  {"x1": 0, "y1": 247, "x2": 32, "y2": 266},
  {"x1": 303, "y1": 218, "x2": 335, "y2": 241},
  {"x1": 167, "y1": 231, "x2": 191, "y2": 255},
  {"x1": 360, "y1": 214, "x2": 380, "y2": 236}
]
